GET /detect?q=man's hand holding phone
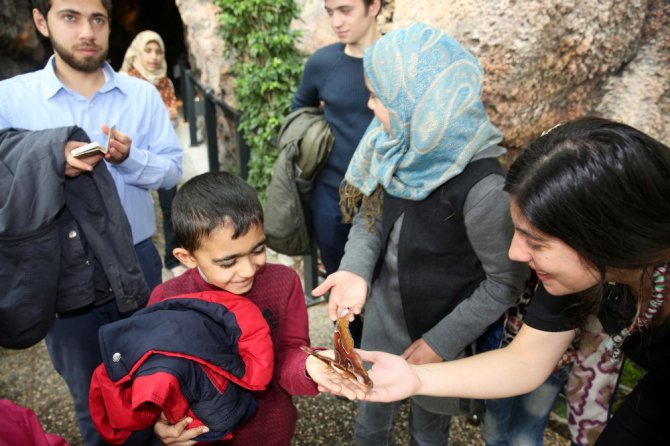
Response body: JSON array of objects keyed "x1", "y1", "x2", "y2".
[
  {"x1": 66, "y1": 124, "x2": 130, "y2": 176},
  {"x1": 65, "y1": 140, "x2": 104, "y2": 177},
  {"x1": 101, "y1": 124, "x2": 131, "y2": 164},
  {"x1": 71, "y1": 125, "x2": 116, "y2": 159}
]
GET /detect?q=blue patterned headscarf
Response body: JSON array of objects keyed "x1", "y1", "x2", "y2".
[{"x1": 343, "y1": 23, "x2": 503, "y2": 201}]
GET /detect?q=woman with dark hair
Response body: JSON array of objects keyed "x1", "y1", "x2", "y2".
[{"x1": 311, "y1": 117, "x2": 670, "y2": 445}]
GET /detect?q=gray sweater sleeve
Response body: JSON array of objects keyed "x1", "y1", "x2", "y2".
[
  {"x1": 337, "y1": 205, "x2": 383, "y2": 288},
  {"x1": 423, "y1": 173, "x2": 530, "y2": 360}
]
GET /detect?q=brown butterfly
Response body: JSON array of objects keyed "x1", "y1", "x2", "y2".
[{"x1": 302, "y1": 314, "x2": 373, "y2": 388}]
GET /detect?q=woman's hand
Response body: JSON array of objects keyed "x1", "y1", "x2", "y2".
[
  {"x1": 306, "y1": 349, "x2": 370, "y2": 400},
  {"x1": 153, "y1": 412, "x2": 208, "y2": 446},
  {"x1": 308, "y1": 349, "x2": 423, "y2": 403},
  {"x1": 401, "y1": 338, "x2": 443, "y2": 365},
  {"x1": 358, "y1": 350, "x2": 423, "y2": 402},
  {"x1": 312, "y1": 271, "x2": 368, "y2": 322}
]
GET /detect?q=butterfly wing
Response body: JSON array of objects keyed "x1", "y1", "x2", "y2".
[{"x1": 334, "y1": 316, "x2": 373, "y2": 388}]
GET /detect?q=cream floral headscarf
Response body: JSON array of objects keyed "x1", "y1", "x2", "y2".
[{"x1": 120, "y1": 30, "x2": 167, "y2": 86}]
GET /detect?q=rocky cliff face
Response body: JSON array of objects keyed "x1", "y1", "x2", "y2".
[
  {"x1": 393, "y1": 0, "x2": 669, "y2": 148},
  {"x1": 174, "y1": 0, "x2": 232, "y2": 100},
  {"x1": 176, "y1": 0, "x2": 668, "y2": 151},
  {"x1": 0, "y1": 0, "x2": 47, "y2": 80}
]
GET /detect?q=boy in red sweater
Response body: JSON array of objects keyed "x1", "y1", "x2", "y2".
[{"x1": 151, "y1": 172, "x2": 322, "y2": 445}]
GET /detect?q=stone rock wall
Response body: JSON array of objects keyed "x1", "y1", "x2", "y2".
[
  {"x1": 294, "y1": 0, "x2": 337, "y2": 54},
  {"x1": 0, "y1": 0, "x2": 47, "y2": 80},
  {"x1": 174, "y1": 0, "x2": 233, "y2": 101},
  {"x1": 179, "y1": 0, "x2": 667, "y2": 151},
  {"x1": 596, "y1": 4, "x2": 669, "y2": 144},
  {"x1": 174, "y1": 0, "x2": 240, "y2": 171},
  {"x1": 392, "y1": 0, "x2": 669, "y2": 148}
]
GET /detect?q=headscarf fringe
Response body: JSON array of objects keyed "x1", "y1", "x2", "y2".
[{"x1": 339, "y1": 182, "x2": 382, "y2": 233}]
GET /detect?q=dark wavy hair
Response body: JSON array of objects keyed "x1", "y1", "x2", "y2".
[
  {"x1": 172, "y1": 172, "x2": 264, "y2": 253},
  {"x1": 505, "y1": 117, "x2": 670, "y2": 274},
  {"x1": 505, "y1": 117, "x2": 670, "y2": 320}
]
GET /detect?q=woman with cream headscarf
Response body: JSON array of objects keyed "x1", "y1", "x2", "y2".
[
  {"x1": 121, "y1": 30, "x2": 179, "y2": 123},
  {"x1": 311, "y1": 23, "x2": 529, "y2": 444},
  {"x1": 121, "y1": 30, "x2": 185, "y2": 277}
]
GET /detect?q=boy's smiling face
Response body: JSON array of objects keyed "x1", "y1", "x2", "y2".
[{"x1": 175, "y1": 223, "x2": 267, "y2": 294}]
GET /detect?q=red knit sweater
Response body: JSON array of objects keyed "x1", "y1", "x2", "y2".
[{"x1": 148, "y1": 263, "x2": 319, "y2": 445}]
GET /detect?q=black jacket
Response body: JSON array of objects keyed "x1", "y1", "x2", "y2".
[
  {"x1": 90, "y1": 291, "x2": 274, "y2": 444},
  {"x1": 379, "y1": 158, "x2": 504, "y2": 340},
  {"x1": 0, "y1": 126, "x2": 148, "y2": 349}
]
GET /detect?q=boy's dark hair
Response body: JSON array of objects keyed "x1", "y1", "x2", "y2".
[
  {"x1": 172, "y1": 172, "x2": 264, "y2": 253},
  {"x1": 32, "y1": 0, "x2": 113, "y2": 17}
]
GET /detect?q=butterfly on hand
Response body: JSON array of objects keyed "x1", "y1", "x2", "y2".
[{"x1": 302, "y1": 313, "x2": 372, "y2": 388}]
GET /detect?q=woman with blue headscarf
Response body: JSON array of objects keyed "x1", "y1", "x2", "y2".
[{"x1": 312, "y1": 23, "x2": 529, "y2": 444}]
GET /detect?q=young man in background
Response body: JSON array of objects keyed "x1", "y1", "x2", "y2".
[{"x1": 292, "y1": 0, "x2": 383, "y2": 346}]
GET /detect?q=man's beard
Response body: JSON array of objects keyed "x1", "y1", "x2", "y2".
[{"x1": 50, "y1": 38, "x2": 107, "y2": 73}]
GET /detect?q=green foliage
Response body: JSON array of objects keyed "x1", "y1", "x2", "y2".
[
  {"x1": 215, "y1": 0, "x2": 305, "y2": 196},
  {"x1": 619, "y1": 358, "x2": 646, "y2": 389}
]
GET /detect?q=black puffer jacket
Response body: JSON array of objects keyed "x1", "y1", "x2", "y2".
[{"x1": 0, "y1": 126, "x2": 148, "y2": 349}]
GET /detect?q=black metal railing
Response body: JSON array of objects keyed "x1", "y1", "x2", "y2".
[
  {"x1": 178, "y1": 64, "x2": 249, "y2": 179},
  {"x1": 177, "y1": 64, "x2": 322, "y2": 305}
]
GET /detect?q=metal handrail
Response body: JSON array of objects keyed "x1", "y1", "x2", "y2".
[{"x1": 178, "y1": 64, "x2": 249, "y2": 179}]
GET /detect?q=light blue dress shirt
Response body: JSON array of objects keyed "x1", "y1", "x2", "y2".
[{"x1": 0, "y1": 56, "x2": 183, "y2": 244}]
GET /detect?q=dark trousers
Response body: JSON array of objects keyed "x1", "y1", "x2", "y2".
[
  {"x1": 309, "y1": 180, "x2": 363, "y2": 346},
  {"x1": 45, "y1": 301, "x2": 116, "y2": 446},
  {"x1": 135, "y1": 237, "x2": 163, "y2": 291},
  {"x1": 355, "y1": 399, "x2": 451, "y2": 445},
  {"x1": 309, "y1": 180, "x2": 350, "y2": 274},
  {"x1": 45, "y1": 301, "x2": 150, "y2": 446},
  {"x1": 481, "y1": 364, "x2": 570, "y2": 446},
  {"x1": 45, "y1": 240, "x2": 158, "y2": 445},
  {"x1": 157, "y1": 186, "x2": 181, "y2": 269}
]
